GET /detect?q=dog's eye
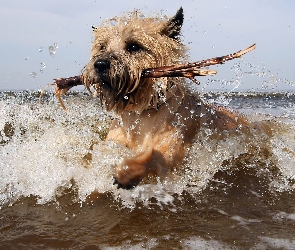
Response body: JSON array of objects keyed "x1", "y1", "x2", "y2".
[
  {"x1": 126, "y1": 42, "x2": 143, "y2": 53},
  {"x1": 100, "y1": 45, "x2": 106, "y2": 52}
]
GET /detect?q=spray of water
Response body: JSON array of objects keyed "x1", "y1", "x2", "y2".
[{"x1": 0, "y1": 88, "x2": 294, "y2": 209}]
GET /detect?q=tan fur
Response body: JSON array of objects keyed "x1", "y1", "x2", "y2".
[{"x1": 82, "y1": 8, "x2": 247, "y2": 189}]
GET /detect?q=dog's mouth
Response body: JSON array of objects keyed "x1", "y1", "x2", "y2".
[
  {"x1": 97, "y1": 77, "x2": 113, "y2": 94},
  {"x1": 84, "y1": 57, "x2": 140, "y2": 112},
  {"x1": 93, "y1": 59, "x2": 113, "y2": 91}
]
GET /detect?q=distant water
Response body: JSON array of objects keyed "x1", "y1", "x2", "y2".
[{"x1": 1, "y1": 90, "x2": 295, "y2": 249}]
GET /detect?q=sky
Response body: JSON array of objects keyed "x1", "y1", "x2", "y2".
[{"x1": 0, "y1": 0, "x2": 295, "y2": 91}]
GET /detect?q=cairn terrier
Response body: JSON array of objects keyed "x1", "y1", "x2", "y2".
[{"x1": 82, "y1": 7, "x2": 247, "y2": 189}]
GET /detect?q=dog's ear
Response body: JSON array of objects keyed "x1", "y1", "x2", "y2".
[{"x1": 161, "y1": 7, "x2": 184, "y2": 39}]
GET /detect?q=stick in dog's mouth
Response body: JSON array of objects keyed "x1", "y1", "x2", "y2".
[
  {"x1": 142, "y1": 43, "x2": 256, "y2": 82},
  {"x1": 39, "y1": 44, "x2": 256, "y2": 111}
]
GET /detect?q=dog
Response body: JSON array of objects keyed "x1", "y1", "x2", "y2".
[{"x1": 81, "y1": 7, "x2": 248, "y2": 189}]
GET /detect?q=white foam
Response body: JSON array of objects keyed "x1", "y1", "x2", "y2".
[
  {"x1": 102, "y1": 237, "x2": 158, "y2": 250},
  {"x1": 1, "y1": 92, "x2": 295, "y2": 207},
  {"x1": 257, "y1": 236, "x2": 295, "y2": 249},
  {"x1": 273, "y1": 211, "x2": 295, "y2": 221},
  {"x1": 183, "y1": 236, "x2": 234, "y2": 250}
]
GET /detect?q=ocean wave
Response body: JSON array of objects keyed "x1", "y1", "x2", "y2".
[{"x1": 0, "y1": 91, "x2": 294, "y2": 208}]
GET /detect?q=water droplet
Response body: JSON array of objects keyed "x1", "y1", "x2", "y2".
[
  {"x1": 38, "y1": 47, "x2": 43, "y2": 52},
  {"x1": 49, "y1": 46, "x2": 56, "y2": 56},
  {"x1": 30, "y1": 72, "x2": 37, "y2": 78},
  {"x1": 109, "y1": 18, "x2": 118, "y2": 26},
  {"x1": 40, "y1": 62, "x2": 46, "y2": 69}
]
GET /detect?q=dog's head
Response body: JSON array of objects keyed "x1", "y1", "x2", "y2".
[{"x1": 82, "y1": 8, "x2": 187, "y2": 113}]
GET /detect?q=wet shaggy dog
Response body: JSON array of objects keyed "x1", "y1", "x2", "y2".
[{"x1": 81, "y1": 8, "x2": 247, "y2": 189}]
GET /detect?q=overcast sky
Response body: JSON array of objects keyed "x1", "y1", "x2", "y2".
[{"x1": 1, "y1": 0, "x2": 295, "y2": 91}]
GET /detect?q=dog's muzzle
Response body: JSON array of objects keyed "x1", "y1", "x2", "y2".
[
  {"x1": 93, "y1": 59, "x2": 113, "y2": 88},
  {"x1": 94, "y1": 59, "x2": 111, "y2": 74}
]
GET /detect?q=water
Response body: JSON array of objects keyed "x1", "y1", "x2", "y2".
[{"x1": 1, "y1": 90, "x2": 295, "y2": 249}]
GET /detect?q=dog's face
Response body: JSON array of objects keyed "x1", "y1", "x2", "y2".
[{"x1": 82, "y1": 8, "x2": 187, "y2": 113}]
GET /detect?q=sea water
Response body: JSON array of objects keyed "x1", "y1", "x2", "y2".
[{"x1": 0, "y1": 90, "x2": 295, "y2": 249}]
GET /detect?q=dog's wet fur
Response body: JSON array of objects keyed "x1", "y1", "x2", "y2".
[{"x1": 82, "y1": 8, "x2": 247, "y2": 189}]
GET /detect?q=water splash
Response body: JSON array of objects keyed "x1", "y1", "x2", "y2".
[
  {"x1": 0, "y1": 91, "x2": 294, "y2": 208},
  {"x1": 205, "y1": 59, "x2": 295, "y2": 91}
]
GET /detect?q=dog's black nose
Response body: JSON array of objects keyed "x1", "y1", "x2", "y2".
[{"x1": 94, "y1": 59, "x2": 111, "y2": 73}]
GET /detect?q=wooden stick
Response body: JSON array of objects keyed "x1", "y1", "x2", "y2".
[
  {"x1": 142, "y1": 44, "x2": 256, "y2": 82},
  {"x1": 39, "y1": 76, "x2": 84, "y2": 111}
]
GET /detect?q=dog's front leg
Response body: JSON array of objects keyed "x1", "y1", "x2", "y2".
[
  {"x1": 113, "y1": 149, "x2": 154, "y2": 189},
  {"x1": 107, "y1": 120, "x2": 156, "y2": 189},
  {"x1": 113, "y1": 148, "x2": 169, "y2": 189}
]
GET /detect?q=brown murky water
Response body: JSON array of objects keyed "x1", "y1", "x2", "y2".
[{"x1": 1, "y1": 91, "x2": 295, "y2": 249}]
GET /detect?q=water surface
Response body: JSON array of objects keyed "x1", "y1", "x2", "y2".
[{"x1": 1, "y1": 90, "x2": 295, "y2": 249}]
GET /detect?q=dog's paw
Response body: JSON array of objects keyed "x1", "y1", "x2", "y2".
[
  {"x1": 112, "y1": 161, "x2": 146, "y2": 189},
  {"x1": 113, "y1": 177, "x2": 138, "y2": 190}
]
